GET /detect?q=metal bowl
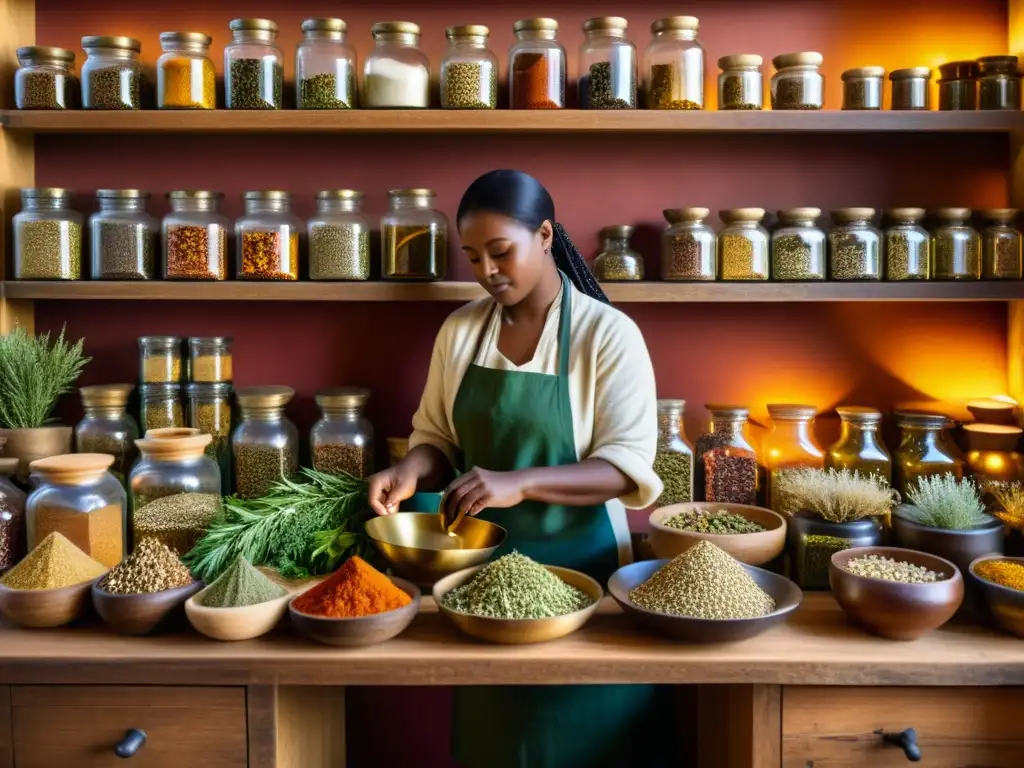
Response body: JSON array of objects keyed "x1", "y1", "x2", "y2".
[
  {"x1": 366, "y1": 513, "x2": 506, "y2": 587},
  {"x1": 433, "y1": 564, "x2": 602, "y2": 644}
]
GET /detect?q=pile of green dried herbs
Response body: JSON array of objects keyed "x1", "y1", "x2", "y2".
[{"x1": 663, "y1": 509, "x2": 766, "y2": 534}]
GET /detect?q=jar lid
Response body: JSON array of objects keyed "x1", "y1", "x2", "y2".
[
  {"x1": 831, "y1": 207, "x2": 876, "y2": 223},
  {"x1": 513, "y1": 18, "x2": 559, "y2": 33},
  {"x1": 185, "y1": 381, "x2": 233, "y2": 398},
  {"x1": 938, "y1": 60, "x2": 979, "y2": 80},
  {"x1": 718, "y1": 54, "x2": 762, "y2": 70},
  {"x1": 167, "y1": 190, "x2": 224, "y2": 200},
  {"x1": 583, "y1": 17, "x2": 627, "y2": 34},
  {"x1": 981, "y1": 208, "x2": 1019, "y2": 223},
  {"x1": 237, "y1": 385, "x2": 295, "y2": 410},
  {"x1": 136, "y1": 430, "x2": 212, "y2": 460},
  {"x1": 316, "y1": 189, "x2": 364, "y2": 201},
  {"x1": 651, "y1": 16, "x2": 699, "y2": 34},
  {"x1": 767, "y1": 404, "x2": 816, "y2": 420},
  {"x1": 96, "y1": 189, "x2": 149, "y2": 200},
  {"x1": 836, "y1": 406, "x2": 883, "y2": 424},
  {"x1": 188, "y1": 335, "x2": 233, "y2": 346},
  {"x1": 657, "y1": 398, "x2": 686, "y2": 410},
  {"x1": 17, "y1": 46, "x2": 75, "y2": 63},
  {"x1": 80, "y1": 383, "x2": 134, "y2": 408},
  {"x1": 841, "y1": 66, "x2": 885, "y2": 80},
  {"x1": 895, "y1": 411, "x2": 949, "y2": 428},
  {"x1": 138, "y1": 335, "x2": 183, "y2": 349},
  {"x1": 935, "y1": 207, "x2": 972, "y2": 221},
  {"x1": 372, "y1": 21, "x2": 421, "y2": 37},
  {"x1": 302, "y1": 18, "x2": 346, "y2": 34},
  {"x1": 978, "y1": 55, "x2": 1019, "y2": 74},
  {"x1": 229, "y1": 18, "x2": 278, "y2": 33},
  {"x1": 664, "y1": 207, "x2": 710, "y2": 223},
  {"x1": 964, "y1": 423, "x2": 1023, "y2": 452},
  {"x1": 889, "y1": 66, "x2": 932, "y2": 81},
  {"x1": 599, "y1": 224, "x2": 633, "y2": 239},
  {"x1": 21, "y1": 187, "x2": 72, "y2": 200},
  {"x1": 446, "y1": 25, "x2": 490, "y2": 39},
  {"x1": 388, "y1": 188, "x2": 435, "y2": 199},
  {"x1": 159, "y1": 32, "x2": 212, "y2": 47},
  {"x1": 705, "y1": 404, "x2": 749, "y2": 419},
  {"x1": 316, "y1": 387, "x2": 371, "y2": 409},
  {"x1": 719, "y1": 207, "x2": 765, "y2": 223},
  {"x1": 139, "y1": 382, "x2": 181, "y2": 398},
  {"x1": 0, "y1": 458, "x2": 19, "y2": 477},
  {"x1": 772, "y1": 52, "x2": 823, "y2": 70},
  {"x1": 146, "y1": 427, "x2": 200, "y2": 439},
  {"x1": 82, "y1": 36, "x2": 141, "y2": 52},
  {"x1": 778, "y1": 207, "x2": 821, "y2": 222},
  {"x1": 29, "y1": 453, "x2": 115, "y2": 485},
  {"x1": 244, "y1": 190, "x2": 291, "y2": 201},
  {"x1": 887, "y1": 207, "x2": 926, "y2": 222}
]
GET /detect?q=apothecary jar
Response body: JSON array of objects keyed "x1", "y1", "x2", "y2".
[
  {"x1": 762, "y1": 404, "x2": 824, "y2": 515},
  {"x1": 643, "y1": 16, "x2": 703, "y2": 110},
  {"x1": 163, "y1": 190, "x2": 230, "y2": 281},
  {"x1": 693, "y1": 405, "x2": 758, "y2": 505},
  {"x1": 139, "y1": 383, "x2": 185, "y2": 433},
  {"x1": 718, "y1": 208, "x2": 769, "y2": 281},
  {"x1": 16, "y1": 46, "x2": 78, "y2": 109},
  {"x1": 236, "y1": 191, "x2": 302, "y2": 281},
  {"x1": 828, "y1": 208, "x2": 881, "y2": 281},
  {"x1": 311, "y1": 387, "x2": 375, "y2": 479},
  {"x1": 82, "y1": 35, "x2": 144, "y2": 110},
  {"x1": 157, "y1": 32, "x2": 215, "y2": 109},
  {"x1": 297, "y1": 18, "x2": 356, "y2": 109},
  {"x1": 75, "y1": 384, "x2": 139, "y2": 488},
  {"x1": 309, "y1": 190, "x2": 371, "y2": 281},
  {"x1": 232, "y1": 386, "x2": 299, "y2": 499},
  {"x1": 441, "y1": 25, "x2": 498, "y2": 110},
  {"x1": 90, "y1": 189, "x2": 158, "y2": 281},
  {"x1": 593, "y1": 225, "x2": 643, "y2": 281},
  {"x1": 893, "y1": 412, "x2": 962, "y2": 497},
  {"x1": 509, "y1": 18, "x2": 566, "y2": 109},
  {"x1": 579, "y1": 16, "x2": 636, "y2": 110},
  {"x1": 381, "y1": 189, "x2": 448, "y2": 281},
  {"x1": 225, "y1": 18, "x2": 284, "y2": 110},
  {"x1": 932, "y1": 208, "x2": 981, "y2": 281},
  {"x1": 653, "y1": 399, "x2": 693, "y2": 506},
  {"x1": 771, "y1": 51, "x2": 824, "y2": 109},
  {"x1": 827, "y1": 406, "x2": 892, "y2": 483},
  {"x1": 662, "y1": 208, "x2": 716, "y2": 281},
  {"x1": 717, "y1": 54, "x2": 762, "y2": 110},
  {"x1": 771, "y1": 208, "x2": 826, "y2": 281},
  {"x1": 884, "y1": 208, "x2": 930, "y2": 281},
  {"x1": 364, "y1": 21, "x2": 429, "y2": 109},
  {"x1": 980, "y1": 208, "x2": 1022, "y2": 280},
  {"x1": 13, "y1": 188, "x2": 83, "y2": 281}
]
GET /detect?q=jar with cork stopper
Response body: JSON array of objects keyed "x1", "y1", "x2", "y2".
[
  {"x1": 717, "y1": 54, "x2": 762, "y2": 110},
  {"x1": 828, "y1": 208, "x2": 881, "y2": 280},
  {"x1": 662, "y1": 208, "x2": 716, "y2": 281},
  {"x1": 771, "y1": 52, "x2": 824, "y2": 109},
  {"x1": 311, "y1": 388, "x2": 375, "y2": 479},
  {"x1": 827, "y1": 406, "x2": 892, "y2": 484},
  {"x1": 693, "y1": 405, "x2": 758, "y2": 505},
  {"x1": 652, "y1": 399, "x2": 693, "y2": 506},
  {"x1": 718, "y1": 208, "x2": 769, "y2": 280},
  {"x1": 841, "y1": 66, "x2": 885, "y2": 110},
  {"x1": 771, "y1": 208, "x2": 826, "y2": 281},
  {"x1": 932, "y1": 208, "x2": 981, "y2": 280},
  {"x1": 593, "y1": 225, "x2": 643, "y2": 281},
  {"x1": 889, "y1": 67, "x2": 931, "y2": 110},
  {"x1": 884, "y1": 208, "x2": 930, "y2": 281},
  {"x1": 980, "y1": 208, "x2": 1022, "y2": 280}
]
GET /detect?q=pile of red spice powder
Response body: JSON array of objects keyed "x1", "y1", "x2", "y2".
[{"x1": 292, "y1": 556, "x2": 411, "y2": 618}]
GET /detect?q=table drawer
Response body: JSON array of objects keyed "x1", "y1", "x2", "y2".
[{"x1": 11, "y1": 685, "x2": 247, "y2": 768}]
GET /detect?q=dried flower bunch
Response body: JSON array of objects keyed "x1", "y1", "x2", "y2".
[
  {"x1": 991, "y1": 482, "x2": 1024, "y2": 532},
  {"x1": 775, "y1": 468, "x2": 898, "y2": 524},
  {"x1": 897, "y1": 474, "x2": 992, "y2": 531}
]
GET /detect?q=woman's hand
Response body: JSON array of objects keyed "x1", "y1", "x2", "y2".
[
  {"x1": 367, "y1": 464, "x2": 419, "y2": 516},
  {"x1": 442, "y1": 468, "x2": 526, "y2": 521}
]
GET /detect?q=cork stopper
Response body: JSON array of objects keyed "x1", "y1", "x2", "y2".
[
  {"x1": 767, "y1": 404, "x2": 816, "y2": 420},
  {"x1": 136, "y1": 430, "x2": 212, "y2": 460},
  {"x1": 664, "y1": 207, "x2": 710, "y2": 223},
  {"x1": 836, "y1": 406, "x2": 883, "y2": 425},
  {"x1": 30, "y1": 453, "x2": 115, "y2": 485}
]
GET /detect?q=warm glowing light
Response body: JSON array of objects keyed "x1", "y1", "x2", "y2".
[{"x1": 984, "y1": 454, "x2": 1007, "y2": 472}]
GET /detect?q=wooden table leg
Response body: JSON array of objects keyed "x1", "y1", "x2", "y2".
[
  {"x1": 248, "y1": 685, "x2": 347, "y2": 768},
  {"x1": 697, "y1": 684, "x2": 782, "y2": 768}
]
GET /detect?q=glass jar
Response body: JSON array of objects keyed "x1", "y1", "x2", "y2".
[
  {"x1": 163, "y1": 190, "x2": 229, "y2": 280},
  {"x1": 364, "y1": 21, "x2": 429, "y2": 108},
  {"x1": 225, "y1": 18, "x2": 283, "y2": 110},
  {"x1": 889, "y1": 67, "x2": 931, "y2": 110},
  {"x1": 0, "y1": 459, "x2": 26, "y2": 574},
  {"x1": 311, "y1": 387, "x2": 375, "y2": 478},
  {"x1": 937, "y1": 60, "x2": 978, "y2": 111},
  {"x1": 662, "y1": 208, "x2": 716, "y2": 281},
  {"x1": 841, "y1": 66, "x2": 884, "y2": 110},
  {"x1": 652, "y1": 399, "x2": 694, "y2": 506},
  {"x1": 75, "y1": 384, "x2": 139, "y2": 488},
  {"x1": 186, "y1": 382, "x2": 232, "y2": 493},
  {"x1": 981, "y1": 208, "x2": 1022, "y2": 280},
  {"x1": 829, "y1": 208, "x2": 881, "y2": 280},
  {"x1": 893, "y1": 412, "x2": 963, "y2": 497},
  {"x1": 188, "y1": 336, "x2": 232, "y2": 383},
  {"x1": 932, "y1": 208, "x2": 981, "y2": 280},
  {"x1": 693, "y1": 405, "x2": 758, "y2": 504},
  {"x1": 12, "y1": 188, "x2": 83, "y2": 280},
  {"x1": 771, "y1": 52, "x2": 824, "y2": 110},
  {"x1": 16, "y1": 46, "x2": 78, "y2": 109},
  {"x1": 884, "y1": 208, "x2": 931, "y2": 281},
  {"x1": 27, "y1": 454, "x2": 127, "y2": 568},
  {"x1": 441, "y1": 25, "x2": 498, "y2": 110},
  {"x1": 644, "y1": 16, "x2": 703, "y2": 110},
  {"x1": 510, "y1": 18, "x2": 566, "y2": 109},
  {"x1": 718, "y1": 208, "x2": 769, "y2": 281},
  {"x1": 236, "y1": 191, "x2": 302, "y2": 281},
  {"x1": 297, "y1": 18, "x2": 356, "y2": 109},
  {"x1": 717, "y1": 54, "x2": 762, "y2": 110},
  {"x1": 309, "y1": 190, "x2": 371, "y2": 281},
  {"x1": 978, "y1": 55, "x2": 1021, "y2": 111},
  {"x1": 763, "y1": 404, "x2": 825, "y2": 515},
  {"x1": 381, "y1": 189, "x2": 448, "y2": 281},
  {"x1": 90, "y1": 189, "x2": 158, "y2": 280},
  {"x1": 963, "y1": 424, "x2": 1024, "y2": 487},
  {"x1": 579, "y1": 17, "x2": 636, "y2": 110},
  {"x1": 827, "y1": 406, "x2": 892, "y2": 484},
  {"x1": 82, "y1": 36, "x2": 143, "y2": 109},
  {"x1": 233, "y1": 386, "x2": 299, "y2": 499},
  {"x1": 157, "y1": 32, "x2": 215, "y2": 109},
  {"x1": 771, "y1": 208, "x2": 826, "y2": 281},
  {"x1": 139, "y1": 336, "x2": 183, "y2": 384},
  {"x1": 139, "y1": 383, "x2": 185, "y2": 432},
  {"x1": 593, "y1": 225, "x2": 643, "y2": 281}
]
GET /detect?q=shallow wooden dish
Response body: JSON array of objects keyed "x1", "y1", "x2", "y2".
[
  {"x1": 608, "y1": 559, "x2": 801, "y2": 643},
  {"x1": 648, "y1": 503, "x2": 787, "y2": 566},
  {"x1": 830, "y1": 546, "x2": 963, "y2": 641},
  {"x1": 433, "y1": 565, "x2": 602, "y2": 644},
  {"x1": 969, "y1": 554, "x2": 1024, "y2": 638},
  {"x1": 0, "y1": 576, "x2": 101, "y2": 628},
  {"x1": 92, "y1": 580, "x2": 203, "y2": 636},
  {"x1": 288, "y1": 576, "x2": 420, "y2": 647}
]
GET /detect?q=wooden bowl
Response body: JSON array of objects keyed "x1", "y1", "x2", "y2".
[
  {"x1": 648, "y1": 503, "x2": 787, "y2": 566},
  {"x1": 608, "y1": 559, "x2": 801, "y2": 643},
  {"x1": 0, "y1": 577, "x2": 100, "y2": 628},
  {"x1": 434, "y1": 564, "x2": 602, "y2": 644},
  {"x1": 829, "y1": 546, "x2": 964, "y2": 640},
  {"x1": 969, "y1": 554, "x2": 1024, "y2": 638},
  {"x1": 92, "y1": 580, "x2": 203, "y2": 636},
  {"x1": 288, "y1": 576, "x2": 420, "y2": 647}
]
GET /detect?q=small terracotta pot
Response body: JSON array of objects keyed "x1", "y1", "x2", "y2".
[{"x1": 0, "y1": 426, "x2": 73, "y2": 480}]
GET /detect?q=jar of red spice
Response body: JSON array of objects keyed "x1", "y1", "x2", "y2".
[
  {"x1": 235, "y1": 191, "x2": 301, "y2": 280},
  {"x1": 163, "y1": 190, "x2": 229, "y2": 280},
  {"x1": 509, "y1": 18, "x2": 565, "y2": 109},
  {"x1": 643, "y1": 16, "x2": 704, "y2": 110}
]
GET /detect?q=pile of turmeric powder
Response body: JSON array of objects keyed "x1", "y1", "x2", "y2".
[{"x1": 291, "y1": 556, "x2": 411, "y2": 618}]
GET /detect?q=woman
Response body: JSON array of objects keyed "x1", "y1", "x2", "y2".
[{"x1": 367, "y1": 170, "x2": 666, "y2": 768}]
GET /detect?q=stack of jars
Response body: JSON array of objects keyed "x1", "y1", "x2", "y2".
[{"x1": 138, "y1": 336, "x2": 186, "y2": 435}]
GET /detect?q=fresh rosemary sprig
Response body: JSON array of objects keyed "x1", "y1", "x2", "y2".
[{"x1": 0, "y1": 326, "x2": 90, "y2": 429}]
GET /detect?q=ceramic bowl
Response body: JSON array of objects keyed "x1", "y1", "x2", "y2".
[
  {"x1": 0, "y1": 576, "x2": 100, "y2": 628},
  {"x1": 648, "y1": 503, "x2": 787, "y2": 566},
  {"x1": 289, "y1": 576, "x2": 421, "y2": 647},
  {"x1": 891, "y1": 512, "x2": 1004, "y2": 575},
  {"x1": 433, "y1": 565, "x2": 602, "y2": 644},
  {"x1": 829, "y1": 546, "x2": 963, "y2": 640},
  {"x1": 92, "y1": 580, "x2": 203, "y2": 636},
  {"x1": 608, "y1": 559, "x2": 802, "y2": 643},
  {"x1": 969, "y1": 554, "x2": 1024, "y2": 638}
]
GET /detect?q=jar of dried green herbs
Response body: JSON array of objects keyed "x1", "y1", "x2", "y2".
[
  {"x1": 311, "y1": 387, "x2": 375, "y2": 479},
  {"x1": 75, "y1": 384, "x2": 139, "y2": 489},
  {"x1": 593, "y1": 225, "x2": 643, "y2": 281},
  {"x1": 662, "y1": 208, "x2": 716, "y2": 281},
  {"x1": 225, "y1": 18, "x2": 283, "y2": 110},
  {"x1": 937, "y1": 60, "x2": 978, "y2": 110},
  {"x1": 980, "y1": 208, "x2": 1022, "y2": 280},
  {"x1": 771, "y1": 208, "x2": 825, "y2": 281},
  {"x1": 232, "y1": 386, "x2": 299, "y2": 499},
  {"x1": 841, "y1": 66, "x2": 884, "y2": 110},
  {"x1": 718, "y1": 208, "x2": 769, "y2": 281},
  {"x1": 186, "y1": 382, "x2": 233, "y2": 494},
  {"x1": 978, "y1": 55, "x2": 1021, "y2": 111},
  {"x1": 12, "y1": 188, "x2": 83, "y2": 280},
  {"x1": 932, "y1": 208, "x2": 981, "y2": 280},
  {"x1": 717, "y1": 54, "x2": 762, "y2": 110},
  {"x1": 441, "y1": 25, "x2": 499, "y2": 109},
  {"x1": 81, "y1": 36, "x2": 144, "y2": 109},
  {"x1": 828, "y1": 208, "x2": 881, "y2": 281},
  {"x1": 771, "y1": 52, "x2": 823, "y2": 110},
  {"x1": 653, "y1": 399, "x2": 693, "y2": 506},
  {"x1": 883, "y1": 208, "x2": 930, "y2": 281},
  {"x1": 90, "y1": 189, "x2": 158, "y2": 280},
  {"x1": 296, "y1": 18, "x2": 357, "y2": 109},
  {"x1": 138, "y1": 383, "x2": 185, "y2": 433},
  {"x1": 889, "y1": 67, "x2": 931, "y2": 110},
  {"x1": 15, "y1": 46, "x2": 78, "y2": 109},
  {"x1": 308, "y1": 190, "x2": 371, "y2": 280}
]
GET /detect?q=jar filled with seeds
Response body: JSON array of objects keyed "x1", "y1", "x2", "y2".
[
  {"x1": 16, "y1": 46, "x2": 78, "y2": 109},
  {"x1": 643, "y1": 16, "x2": 703, "y2": 110},
  {"x1": 75, "y1": 384, "x2": 139, "y2": 489},
  {"x1": 139, "y1": 336, "x2": 183, "y2": 384},
  {"x1": 718, "y1": 208, "x2": 769, "y2": 281},
  {"x1": 893, "y1": 412, "x2": 962, "y2": 497},
  {"x1": 841, "y1": 66, "x2": 884, "y2": 110},
  {"x1": 381, "y1": 189, "x2": 448, "y2": 281},
  {"x1": 694, "y1": 405, "x2": 758, "y2": 504},
  {"x1": 157, "y1": 32, "x2": 215, "y2": 109},
  {"x1": 139, "y1": 383, "x2": 185, "y2": 432},
  {"x1": 771, "y1": 52, "x2": 824, "y2": 110},
  {"x1": 364, "y1": 22, "x2": 429, "y2": 108},
  {"x1": 232, "y1": 386, "x2": 299, "y2": 499},
  {"x1": 90, "y1": 189, "x2": 158, "y2": 280},
  {"x1": 187, "y1": 336, "x2": 232, "y2": 383},
  {"x1": 978, "y1": 55, "x2": 1022, "y2": 111},
  {"x1": 828, "y1": 208, "x2": 881, "y2": 281},
  {"x1": 82, "y1": 36, "x2": 144, "y2": 109},
  {"x1": 162, "y1": 190, "x2": 229, "y2": 280},
  {"x1": 653, "y1": 399, "x2": 693, "y2": 506},
  {"x1": 186, "y1": 382, "x2": 233, "y2": 493},
  {"x1": 884, "y1": 208, "x2": 930, "y2": 281},
  {"x1": 593, "y1": 225, "x2": 643, "y2": 281},
  {"x1": 932, "y1": 208, "x2": 981, "y2": 280},
  {"x1": 771, "y1": 208, "x2": 826, "y2": 281},
  {"x1": 236, "y1": 191, "x2": 301, "y2": 280},
  {"x1": 937, "y1": 60, "x2": 978, "y2": 110},
  {"x1": 311, "y1": 387, "x2": 375, "y2": 479},
  {"x1": 661, "y1": 208, "x2": 716, "y2": 281},
  {"x1": 763, "y1": 404, "x2": 825, "y2": 515},
  {"x1": 225, "y1": 18, "x2": 283, "y2": 110},
  {"x1": 889, "y1": 67, "x2": 931, "y2": 110},
  {"x1": 0, "y1": 459, "x2": 26, "y2": 574},
  {"x1": 297, "y1": 18, "x2": 356, "y2": 109},
  {"x1": 827, "y1": 406, "x2": 892, "y2": 485},
  {"x1": 717, "y1": 54, "x2": 762, "y2": 110},
  {"x1": 309, "y1": 190, "x2": 371, "y2": 280},
  {"x1": 981, "y1": 208, "x2": 1022, "y2": 280},
  {"x1": 509, "y1": 18, "x2": 566, "y2": 109},
  {"x1": 12, "y1": 188, "x2": 83, "y2": 280},
  {"x1": 579, "y1": 17, "x2": 636, "y2": 110},
  {"x1": 441, "y1": 25, "x2": 498, "y2": 110}
]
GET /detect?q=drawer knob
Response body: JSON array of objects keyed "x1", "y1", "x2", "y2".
[
  {"x1": 114, "y1": 729, "x2": 147, "y2": 759},
  {"x1": 875, "y1": 727, "x2": 922, "y2": 761}
]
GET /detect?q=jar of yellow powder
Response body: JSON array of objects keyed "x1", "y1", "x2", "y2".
[{"x1": 157, "y1": 31, "x2": 215, "y2": 109}]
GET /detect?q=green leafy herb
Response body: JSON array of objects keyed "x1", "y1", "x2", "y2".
[
  {"x1": 897, "y1": 474, "x2": 992, "y2": 530},
  {"x1": 0, "y1": 326, "x2": 90, "y2": 429}
]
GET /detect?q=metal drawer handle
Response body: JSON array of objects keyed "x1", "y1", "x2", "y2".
[
  {"x1": 875, "y1": 727, "x2": 921, "y2": 761},
  {"x1": 114, "y1": 729, "x2": 147, "y2": 759}
]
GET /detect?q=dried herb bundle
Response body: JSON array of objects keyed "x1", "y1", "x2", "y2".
[
  {"x1": 898, "y1": 474, "x2": 992, "y2": 531},
  {"x1": 776, "y1": 468, "x2": 898, "y2": 523},
  {"x1": 991, "y1": 481, "x2": 1024, "y2": 532}
]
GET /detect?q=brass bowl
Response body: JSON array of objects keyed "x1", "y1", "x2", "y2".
[
  {"x1": 433, "y1": 564, "x2": 602, "y2": 644},
  {"x1": 366, "y1": 513, "x2": 506, "y2": 587}
]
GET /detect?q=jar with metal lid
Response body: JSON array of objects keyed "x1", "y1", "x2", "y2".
[
  {"x1": 593, "y1": 225, "x2": 643, "y2": 281},
  {"x1": 884, "y1": 208, "x2": 931, "y2": 281},
  {"x1": 653, "y1": 399, "x2": 693, "y2": 506},
  {"x1": 15, "y1": 46, "x2": 78, "y2": 109},
  {"x1": 717, "y1": 54, "x2": 762, "y2": 110},
  {"x1": 441, "y1": 25, "x2": 498, "y2": 109},
  {"x1": 693, "y1": 405, "x2": 758, "y2": 505},
  {"x1": 662, "y1": 208, "x2": 716, "y2": 281},
  {"x1": 187, "y1": 336, "x2": 232, "y2": 383},
  {"x1": 232, "y1": 386, "x2": 299, "y2": 499},
  {"x1": 963, "y1": 424, "x2": 1024, "y2": 486},
  {"x1": 138, "y1": 336, "x2": 183, "y2": 384},
  {"x1": 841, "y1": 66, "x2": 885, "y2": 110},
  {"x1": 828, "y1": 208, "x2": 881, "y2": 281},
  {"x1": 771, "y1": 208, "x2": 826, "y2": 281},
  {"x1": 75, "y1": 384, "x2": 139, "y2": 488},
  {"x1": 381, "y1": 189, "x2": 448, "y2": 281},
  {"x1": 932, "y1": 208, "x2": 981, "y2": 280},
  {"x1": 225, "y1": 18, "x2": 283, "y2": 109},
  {"x1": 771, "y1": 52, "x2": 824, "y2": 110},
  {"x1": 827, "y1": 406, "x2": 892, "y2": 484},
  {"x1": 297, "y1": 18, "x2": 356, "y2": 109},
  {"x1": 762, "y1": 404, "x2": 825, "y2": 515},
  {"x1": 644, "y1": 16, "x2": 703, "y2": 110},
  {"x1": 889, "y1": 67, "x2": 931, "y2": 110},
  {"x1": 510, "y1": 18, "x2": 566, "y2": 109},
  {"x1": 12, "y1": 188, "x2": 83, "y2": 280},
  {"x1": 139, "y1": 383, "x2": 185, "y2": 432},
  {"x1": 981, "y1": 208, "x2": 1022, "y2": 280},
  {"x1": 978, "y1": 55, "x2": 1022, "y2": 111},
  {"x1": 311, "y1": 387, "x2": 375, "y2": 479},
  {"x1": 309, "y1": 190, "x2": 371, "y2": 280},
  {"x1": 81, "y1": 36, "x2": 144, "y2": 109},
  {"x1": 579, "y1": 17, "x2": 636, "y2": 110},
  {"x1": 236, "y1": 191, "x2": 301, "y2": 281},
  {"x1": 162, "y1": 190, "x2": 229, "y2": 280},
  {"x1": 893, "y1": 412, "x2": 962, "y2": 497},
  {"x1": 0, "y1": 459, "x2": 26, "y2": 573},
  {"x1": 186, "y1": 382, "x2": 233, "y2": 493},
  {"x1": 157, "y1": 32, "x2": 215, "y2": 109},
  {"x1": 364, "y1": 21, "x2": 429, "y2": 108},
  {"x1": 90, "y1": 189, "x2": 158, "y2": 280},
  {"x1": 718, "y1": 208, "x2": 769, "y2": 280},
  {"x1": 937, "y1": 60, "x2": 978, "y2": 110}
]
